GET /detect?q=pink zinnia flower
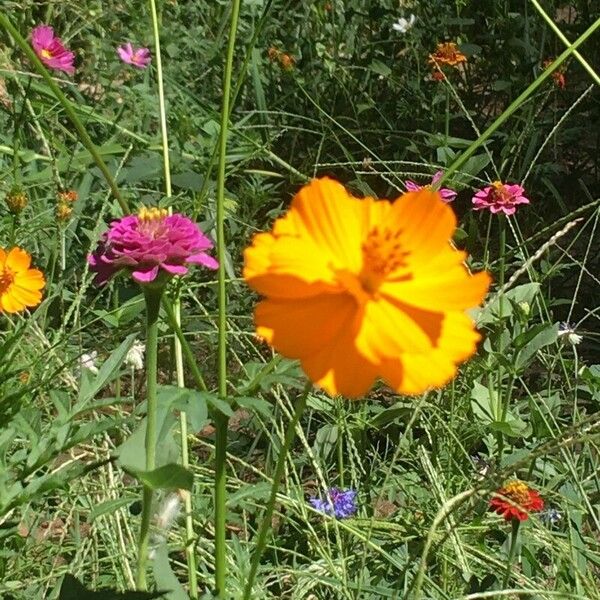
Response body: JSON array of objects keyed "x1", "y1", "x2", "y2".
[
  {"x1": 472, "y1": 181, "x2": 529, "y2": 215},
  {"x1": 88, "y1": 207, "x2": 218, "y2": 285},
  {"x1": 405, "y1": 171, "x2": 457, "y2": 203},
  {"x1": 30, "y1": 25, "x2": 75, "y2": 75},
  {"x1": 117, "y1": 43, "x2": 152, "y2": 69}
]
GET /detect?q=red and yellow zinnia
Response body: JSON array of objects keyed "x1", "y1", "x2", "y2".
[
  {"x1": 243, "y1": 178, "x2": 490, "y2": 398},
  {"x1": 0, "y1": 247, "x2": 45, "y2": 313}
]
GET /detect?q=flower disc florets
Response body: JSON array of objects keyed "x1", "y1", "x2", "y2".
[{"x1": 88, "y1": 207, "x2": 218, "y2": 285}]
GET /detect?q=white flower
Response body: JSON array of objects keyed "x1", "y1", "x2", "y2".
[
  {"x1": 558, "y1": 322, "x2": 582, "y2": 346},
  {"x1": 80, "y1": 351, "x2": 99, "y2": 375},
  {"x1": 392, "y1": 14, "x2": 416, "y2": 34},
  {"x1": 126, "y1": 340, "x2": 145, "y2": 370}
]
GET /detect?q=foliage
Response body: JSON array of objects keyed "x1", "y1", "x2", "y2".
[{"x1": 0, "y1": 0, "x2": 599, "y2": 599}]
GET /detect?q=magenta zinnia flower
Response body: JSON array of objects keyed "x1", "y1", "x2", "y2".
[
  {"x1": 117, "y1": 43, "x2": 152, "y2": 69},
  {"x1": 405, "y1": 170, "x2": 457, "y2": 203},
  {"x1": 472, "y1": 181, "x2": 529, "y2": 215},
  {"x1": 88, "y1": 207, "x2": 218, "y2": 285},
  {"x1": 30, "y1": 25, "x2": 75, "y2": 75}
]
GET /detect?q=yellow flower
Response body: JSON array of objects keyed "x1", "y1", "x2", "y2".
[
  {"x1": 243, "y1": 178, "x2": 490, "y2": 398},
  {"x1": 429, "y1": 42, "x2": 467, "y2": 67},
  {"x1": 0, "y1": 247, "x2": 45, "y2": 313}
]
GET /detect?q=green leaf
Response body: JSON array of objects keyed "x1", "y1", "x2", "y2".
[
  {"x1": 369, "y1": 59, "x2": 391, "y2": 77},
  {"x1": 76, "y1": 334, "x2": 137, "y2": 407},
  {"x1": 235, "y1": 396, "x2": 273, "y2": 418},
  {"x1": 123, "y1": 464, "x2": 193, "y2": 491},
  {"x1": 152, "y1": 544, "x2": 189, "y2": 600},
  {"x1": 88, "y1": 496, "x2": 136, "y2": 523},
  {"x1": 59, "y1": 574, "x2": 166, "y2": 599}
]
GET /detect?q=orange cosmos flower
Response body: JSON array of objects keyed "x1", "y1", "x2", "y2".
[
  {"x1": 0, "y1": 247, "x2": 45, "y2": 313},
  {"x1": 429, "y1": 42, "x2": 467, "y2": 67},
  {"x1": 243, "y1": 178, "x2": 490, "y2": 398}
]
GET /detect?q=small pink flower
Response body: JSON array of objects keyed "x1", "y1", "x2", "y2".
[
  {"x1": 117, "y1": 43, "x2": 152, "y2": 69},
  {"x1": 88, "y1": 207, "x2": 218, "y2": 285},
  {"x1": 405, "y1": 170, "x2": 457, "y2": 203},
  {"x1": 472, "y1": 181, "x2": 529, "y2": 215},
  {"x1": 30, "y1": 25, "x2": 75, "y2": 75}
]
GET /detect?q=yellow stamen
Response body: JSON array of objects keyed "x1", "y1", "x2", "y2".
[
  {"x1": 501, "y1": 480, "x2": 530, "y2": 505},
  {"x1": 359, "y1": 226, "x2": 407, "y2": 294},
  {"x1": 138, "y1": 206, "x2": 168, "y2": 222},
  {"x1": 40, "y1": 49, "x2": 52, "y2": 59},
  {"x1": 0, "y1": 267, "x2": 15, "y2": 294}
]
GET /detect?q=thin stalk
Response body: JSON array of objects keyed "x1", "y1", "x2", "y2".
[
  {"x1": 162, "y1": 298, "x2": 208, "y2": 392},
  {"x1": 136, "y1": 287, "x2": 163, "y2": 590},
  {"x1": 214, "y1": 0, "x2": 243, "y2": 596},
  {"x1": 529, "y1": 0, "x2": 600, "y2": 86},
  {"x1": 242, "y1": 384, "x2": 310, "y2": 600},
  {"x1": 148, "y1": 0, "x2": 197, "y2": 592},
  {"x1": 439, "y1": 17, "x2": 600, "y2": 185},
  {"x1": 496, "y1": 216, "x2": 507, "y2": 461},
  {"x1": 0, "y1": 12, "x2": 129, "y2": 214},
  {"x1": 502, "y1": 519, "x2": 521, "y2": 588}
]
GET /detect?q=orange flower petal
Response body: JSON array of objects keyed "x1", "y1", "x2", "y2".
[
  {"x1": 301, "y1": 324, "x2": 379, "y2": 398},
  {"x1": 10, "y1": 285, "x2": 42, "y2": 308},
  {"x1": 382, "y1": 269, "x2": 491, "y2": 312},
  {"x1": 390, "y1": 189, "x2": 457, "y2": 266},
  {"x1": 0, "y1": 289, "x2": 25, "y2": 313},
  {"x1": 14, "y1": 269, "x2": 46, "y2": 291},
  {"x1": 290, "y1": 178, "x2": 369, "y2": 272},
  {"x1": 254, "y1": 293, "x2": 358, "y2": 358},
  {"x1": 244, "y1": 232, "x2": 338, "y2": 299},
  {"x1": 5, "y1": 247, "x2": 32, "y2": 272},
  {"x1": 355, "y1": 296, "x2": 440, "y2": 362},
  {"x1": 378, "y1": 311, "x2": 481, "y2": 394}
]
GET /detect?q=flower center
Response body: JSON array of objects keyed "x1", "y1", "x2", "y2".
[
  {"x1": 359, "y1": 226, "x2": 407, "y2": 294},
  {"x1": 40, "y1": 49, "x2": 53, "y2": 59},
  {"x1": 501, "y1": 480, "x2": 530, "y2": 505},
  {"x1": 491, "y1": 181, "x2": 512, "y2": 204},
  {"x1": 137, "y1": 207, "x2": 168, "y2": 238},
  {"x1": 0, "y1": 267, "x2": 15, "y2": 294}
]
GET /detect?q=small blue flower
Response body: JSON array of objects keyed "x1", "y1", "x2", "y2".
[
  {"x1": 310, "y1": 488, "x2": 357, "y2": 519},
  {"x1": 541, "y1": 507, "x2": 562, "y2": 525}
]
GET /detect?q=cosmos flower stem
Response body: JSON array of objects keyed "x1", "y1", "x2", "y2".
[
  {"x1": 136, "y1": 286, "x2": 163, "y2": 590},
  {"x1": 502, "y1": 519, "x2": 521, "y2": 588},
  {"x1": 439, "y1": 17, "x2": 600, "y2": 187},
  {"x1": 0, "y1": 12, "x2": 129, "y2": 214},
  {"x1": 242, "y1": 383, "x2": 310, "y2": 600},
  {"x1": 214, "y1": 0, "x2": 242, "y2": 595}
]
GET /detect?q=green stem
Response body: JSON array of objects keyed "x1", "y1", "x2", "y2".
[
  {"x1": 214, "y1": 0, "x2": 242, "y2": 596},
  {"x1": 496, "y1": 215, "x2": 507, "y2": 462},
  {"x1": 502, "y1": 519, "x2": 521, "y2": 589},
  {"x1": 529, "y1": 0, "x2": 600, "y2": 86},
  {"x1": 147, "y1": 0, "x2": 197, "y2": 592},
  {"x1": 439, "y1": 17, "x2": 600, "y2": 185},
  {"x1": 0, "y1": 12, "x2": 129, "y2": 214},
  {"x1": 242, "y1": 385, "x2": 310, "y2": 600},
  {"x1": 136, "y1": 287, "x2": 163, "y2": 590},
  {"x1": 162, "y1": 298, "x2": 207, "y2": 392}
]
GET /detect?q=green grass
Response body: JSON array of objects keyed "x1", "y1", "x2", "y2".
[{"x1": 0, "y1": 1, "x2": 599, "y2": 599}]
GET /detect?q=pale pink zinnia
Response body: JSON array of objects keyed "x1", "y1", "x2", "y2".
[
  {"x1": 88, "y1": 207, "x2": 218, "y2": 285},
  {"x1": 405, "y1": 171, "x2": 457, "y2": 202},
  {"x1": 472, "y1": 181, "x2": 529, "y2": 215},
  {"x1": 30, "y1": 25, "x2": 75, "y2": 75},
  {"x1": 117, "y1": 43, "x2": 152, "y2": 69}
]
